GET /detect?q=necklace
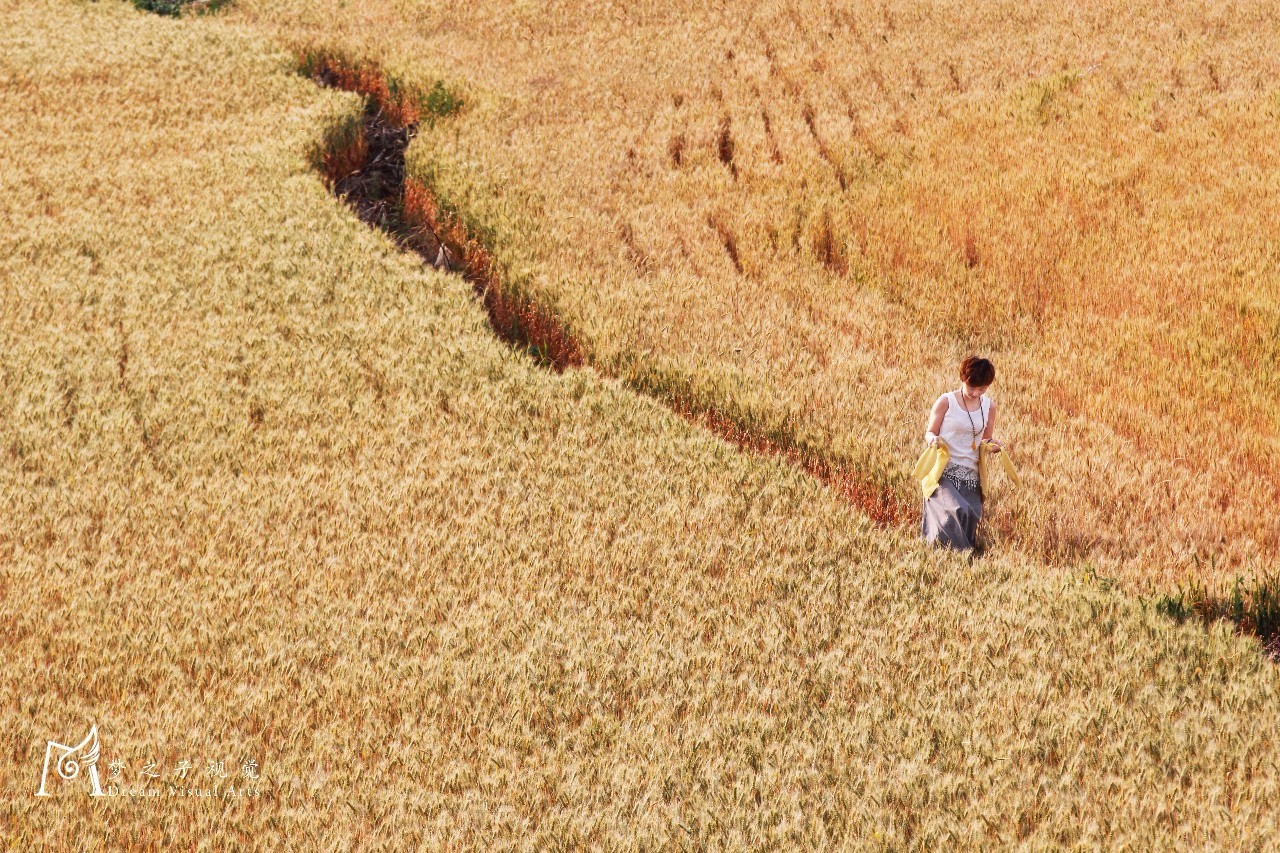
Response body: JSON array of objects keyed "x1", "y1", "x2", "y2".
[{"x1": 956, "y1": 388, "x2": 985, "y2": 451}]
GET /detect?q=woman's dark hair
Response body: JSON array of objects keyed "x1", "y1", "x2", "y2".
[{"x1": 960, "y1": 355, "x2": 995, "y2": 387}]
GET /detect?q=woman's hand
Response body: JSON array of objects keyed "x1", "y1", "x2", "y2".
[
  {"x1": 925, "y1": 431, "x2": 940, "y2": 449},
  {"x1": 983, "y1": 437, "x2": 1004, "y2": 454}
]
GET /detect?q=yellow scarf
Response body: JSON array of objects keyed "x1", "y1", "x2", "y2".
[{"x1": 912, "y1": 438, "x2": 1020, "y2": 499}]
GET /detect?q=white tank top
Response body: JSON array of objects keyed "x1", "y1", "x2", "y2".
[{"x1": 938, "y1": 390, "x2": 990, "y2": 471}]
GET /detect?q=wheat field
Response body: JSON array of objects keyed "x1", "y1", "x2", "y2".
[
  {"x1": 4, "y1": 0, "x2": 1280, "y2": 847},
  {"x1": 225, "y1": 0, "x2": 1280, "y2": 596}
]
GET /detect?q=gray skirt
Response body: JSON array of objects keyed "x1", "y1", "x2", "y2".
[{"x1": 921, "y1": 463, "x2": 983, "y2": 552}]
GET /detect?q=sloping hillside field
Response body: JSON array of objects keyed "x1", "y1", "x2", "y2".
[
  {"x1": 231, "y1": 0, "x2": 1280, "y2": 596},
  {"x1": 4, "y1": 0, "x2": 1280, "y2": 847}
]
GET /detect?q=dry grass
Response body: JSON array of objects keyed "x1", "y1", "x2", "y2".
[
  {"x1": 7, "y1": 0, "x2": 1280, "y2": 847},
  {"x1": 224, "y1": 0, "x2": 1280, "y2": 597}
]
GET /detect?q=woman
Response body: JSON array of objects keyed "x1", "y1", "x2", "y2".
[{"x1": 921, "y1": 355, "x2": 1006, "y2": 553}]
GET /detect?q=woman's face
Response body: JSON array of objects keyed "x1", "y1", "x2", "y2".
[{"x1": 963, "y1": 382, "x2": 989, "y2": 398}]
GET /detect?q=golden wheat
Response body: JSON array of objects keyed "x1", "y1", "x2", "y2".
[
  {"x1": 222, "y1": 0, "x2": 1280, "y2": 596},
  {"x1": 5, "y1": 0, "x2": 1280, "y2": 847}
]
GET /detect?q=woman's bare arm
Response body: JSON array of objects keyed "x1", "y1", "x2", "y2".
[
  {"x1": 925, "y1": 395, "x2": 947, "y2": 447},
  {"x1": 982, "y1": 399, "x2": 1002, "y2": 451}
]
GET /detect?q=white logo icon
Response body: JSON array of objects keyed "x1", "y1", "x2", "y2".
[{"x1": 36, "y1": 724, "x2": 104, "y2": 797}]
